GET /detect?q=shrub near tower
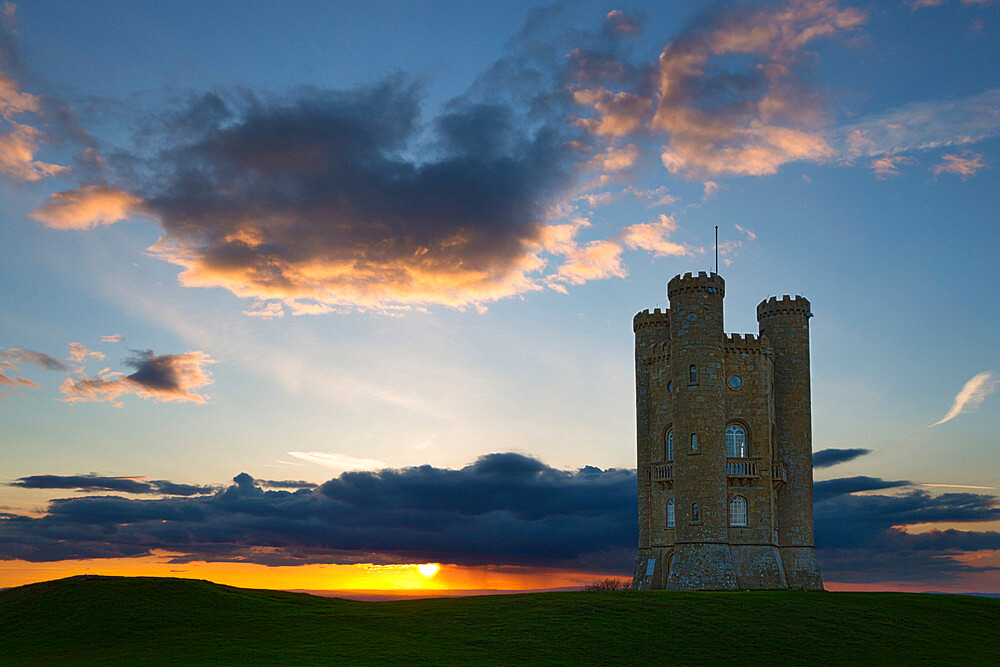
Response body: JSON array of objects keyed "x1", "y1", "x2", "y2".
[{"x1": 632, "y1": 272, "x2": 823, "y2": 590}]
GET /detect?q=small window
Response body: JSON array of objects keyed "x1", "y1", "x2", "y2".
[
  {"x1": 730, "y1": 496, "x2": 748, "y2": 526},
  {"x1": 690, "y1": 433, "x2": 698, "y2": 453},
  {"x1": 667, "y1": 381, "x2": 673, "y2": 393},
  {"x1": 666, "y1": 498, "x2": 675, "y2": 527},
  {"x1": 689, "y1": 365, "x2": 697, "y2": 384},
  {"x1": 666, "y1": 430, "x2": 674, "y2": 461},
  {"x1": 728, "y1": 375, "x2": 742, "y2": 389},
  {"x1": 691, "y1": 503, "x2": 700, "y2": 523},
  {"x1": 726, "y1": 424, "x2": 747, "y2": 458}
]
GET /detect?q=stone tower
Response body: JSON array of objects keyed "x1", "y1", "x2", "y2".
[{"x1": 632, "y1": 271, "x2": 823, "y2": 590}]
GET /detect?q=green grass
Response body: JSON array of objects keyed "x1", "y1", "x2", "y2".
[{"x1": 1, "y1": 575, "x2": 998, "y2": 665}]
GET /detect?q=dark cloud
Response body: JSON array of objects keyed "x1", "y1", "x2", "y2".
[
  {"x1": 2, "y1": 454, "x2": 998, "y2": 587},
  {"x1": 813, "y1": 475, "x2": 910, "y2": 503},
  {"x1": 0, "y1": 454, "x2": 635, "y2": 569},
  {"x1": 813, "y1": 448, "x2": 871, "y2": 468},
  {"x1": 59, "y1": 349, "x2": 214, "y2": 405},
  {"x1": 9, "y1": 474, "x2": 216, "y2": 496},
  {"x1": 258, "y1": 480, "x2": 319, "y2": 490}
]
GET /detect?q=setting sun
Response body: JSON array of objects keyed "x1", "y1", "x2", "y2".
[{"x1": 417, "y1": 563, "x2": 441, "y2": 577}]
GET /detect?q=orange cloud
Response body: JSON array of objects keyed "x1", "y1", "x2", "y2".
[
  {"x1": 932, "y1": 151, "x2": 987, "y2": 179},
  {"x1": 587, "y1": 143, "x2": 641, "y2": 172},
  {"x1": 547, "y1": 239, "x2": 626, "y2": 289},
  {"x1": 29, "y1": 185, "x2": 144, "y2": 229},
  {"x1": 59, "y1": 350, "x2": 215, "y2": 407},
  {"x1": 622, "y1": 214, "x2": 694, "y2": 257}
]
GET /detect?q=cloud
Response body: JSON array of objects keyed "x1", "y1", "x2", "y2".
[
  {"x1": 0, "y1": 454, "x2": 637, "y2": 569},
  {"x1": 9, "y1": 474, "x2": 216, "y2": 496},
  {"x1": 99, "y1": 334, "x2": 124, "y2": 343},
  {"x1": 241, "y1": 301, "x2": 285, "y2": 319},
  {"x1": 835, "y1": 88, "x2": 1000, "y2": 159},
  {"x1": 0, "y1": 6, "x2": 68, "y2": 181},
  {"x1": 59, "y1": 349, "x2": 215, "y2": 406},
  {"x1": 912, "y1": 1, "x2": 996, "y2": 8},
  {"x1": 813, "y1": 448, "x2": 871, "y2": 468},
  {"x1": 29, "y1": 185, "x2": 143, "y2": 229},
  {"x1": 870, "y1": 154, "x2": 912, "y2": 178},
  {"x1": 815, "y1": 478, "x2": 1000, "y2": 582},
  {"x1": 56, "y1": 80, "x2": 586, "y2": 314},
  {"x1": 2, "y1": 453, "x2": 999, "y2": 585},
  {"x1": 621, "y1": 213, "x2": 694, "y2": 257},
  {"x1": 932, "y1": 151, "x2": 987, "y2": 178},
  {"x1": 0, "y1": 347, "x2": 66, "y2": 396},
  {"x1": 66, "y1": 342, "x2": 104, "y2": 366},
  {"x1": 285, "y1": 451, "x2": 388, "y2": 472},
  {"x1": 593, "y1": 0, "x2": 863, "y2": 177},
  {"x1": 930, "y1": 371, "x2": 997, "y2": 427},
  {"x1": 257, "y1": 479, "x2": 319, "y2": 490},
  {"x1": 546, "y1": 239, "x2": 627, "y2": 289},
  {"x1": 813, "y1": 475, "x2": 911, "y2": 503}
]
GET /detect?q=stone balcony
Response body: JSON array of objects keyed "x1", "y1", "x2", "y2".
[
  {"x1": 651, "y1": 461, "x2": 674, "y2": 488},
  {"x1": 772, "y1": 460, "x2": 789, "y2": 486},
  {"x1": 726, "y1": 457, "x2": 759, "y2": 486}
]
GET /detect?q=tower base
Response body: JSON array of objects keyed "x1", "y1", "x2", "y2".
[
  {"x1": 780, "y1": 546, "x2": 824, "y2": 590},
  {"x1": 666, "y1": 543, "x2": 738, "y2": 590},
  {"x1": 730, "y1": 544, "x2": 788, "y2": 589}
]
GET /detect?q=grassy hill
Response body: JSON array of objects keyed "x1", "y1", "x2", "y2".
[{"x1": 2, "y1": 576, "x2": 998, "y2": 665}]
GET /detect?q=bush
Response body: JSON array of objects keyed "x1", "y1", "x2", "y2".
[{"x1": 583, "y1": 578, "x2": 631, "y2": 591}]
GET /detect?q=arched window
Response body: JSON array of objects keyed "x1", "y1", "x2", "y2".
[
  {"x1": 690, "y1": 433, "x2": 698, "y2": 453},
  {"x1": 689, "y1": 365, "x2": 697, "y2": 384},
  {"x1": 666, "y1": 498, "x2": 675, "y2": 527},
  {"x1": 729, "y1": 496, "x2": 748, "y2": 526},
  {"x1": 726, "y1": 424, "x2": 747, "y2": 458},
  {"x1": 666, "y1": 430, "x2": 674, "y2": 461},
  {"x1": 691, "y1": 503, "x2": 700, "y2": 522}
]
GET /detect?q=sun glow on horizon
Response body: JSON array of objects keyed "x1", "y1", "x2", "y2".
[{"x1": 416, "y1": 563, "x2": 441, "y2": 577}]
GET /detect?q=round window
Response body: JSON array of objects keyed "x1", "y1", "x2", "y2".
[{"x1": 728, "y1": 375, "x2": 742, "y2": 389}]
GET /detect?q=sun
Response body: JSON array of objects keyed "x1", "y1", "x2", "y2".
[{"x1": 416, "y1": 563, "x2": 440, "y2": 577}]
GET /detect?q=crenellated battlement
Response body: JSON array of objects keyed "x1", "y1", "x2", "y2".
[
  {"x1": 634, "y1": 307, "x2": 671, "y2": 332},
  {"x1": 756, "y1": 294, "x2": 811, "y2": 319},
  {"x1": 722, "y1": 333, "x2": 772, "y2": 354},
  {"x1": 667, "y1": 271, "x2": 725, "y2": 299}
]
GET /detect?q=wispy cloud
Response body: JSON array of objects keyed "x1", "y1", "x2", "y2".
[
  {"x1": 930, "y1": 371, "x2": 998, "y2": 427},
  {"x1": 871, "y1": 154, "x2": 912, "y2": 178},
  {"x1": 621, "y1": 214, "x2": 694, "y2": 258},
  {"x1": 99, "y1": 334, "x2": 124, "y2": 343},
  {"x1": 0, "y1": 347, "x2": 66, "y2": 396},
  {"x1": 835, "y1": 88, "x2": 1000, "y2": 159},
  {"x1": 285, "y1": 451, "x2": 387, "y2": 472},
  {"x1": 933, "y1": 151, "x2": 987, "y2": 178}
]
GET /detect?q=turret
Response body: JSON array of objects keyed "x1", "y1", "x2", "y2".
[
  {"x1": 664, "y1": 272, "x2": 737, "y2": 589},
  {"x1": 757, "y1": 295, "x2": 824, "y2": 590}
]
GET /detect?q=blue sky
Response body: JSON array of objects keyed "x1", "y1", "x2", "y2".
[{"x1": 1, "y1": 0, "x2": 998, "y2": 592}]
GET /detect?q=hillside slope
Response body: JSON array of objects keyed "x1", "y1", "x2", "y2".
[{"x1": 1, "y1": 575, "x2": 998, "y2": 665}]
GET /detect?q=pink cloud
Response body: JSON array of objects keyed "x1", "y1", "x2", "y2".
[
  {"x1": 0, "y1": 346, "x2": 66, "y2": 397},
  {"x1": 622, "y1": 214, "x2": 695, "y2": 257},
  {"x1": 871, "y1": 154, "x2": 913, "y2": 178},
  {"x1": 29, "y1": 185, "x2": 144, "y2": 230},
  {"x1": 932, "y1": 151, "x2": 987, "y2": 178},
  {"x1": 546, "y1": 239, "x2": 627, "y2": 289},
  {"x1": 572, "y1": 0, "x2": 864, "y2": 178},
  {"x1": 66, "y1": 342, "x2": 105, "y2": 367},
  {"x1": 59, "y1": 350, "x2": 216, "y2": 407}
]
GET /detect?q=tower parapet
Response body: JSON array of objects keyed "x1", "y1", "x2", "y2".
[{"x1": 667, "y1": 271, "x2": 725, "y2": 299}]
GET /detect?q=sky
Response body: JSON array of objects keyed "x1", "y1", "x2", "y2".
[{"x1": 1, "y1": 0, "x2": 998, "y2": 596}]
